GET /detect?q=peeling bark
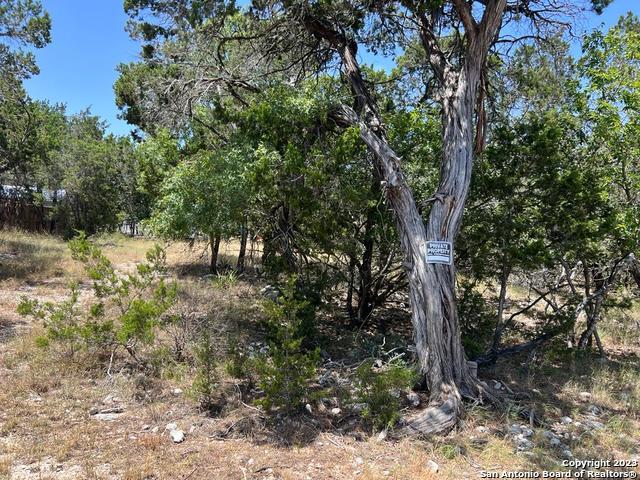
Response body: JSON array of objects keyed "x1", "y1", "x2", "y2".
[{"x1": 301, "y1": 0, "x2": 506, "y2": 434}]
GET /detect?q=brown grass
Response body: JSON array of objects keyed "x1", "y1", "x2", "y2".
[{"x1": 0, "y1": 231, "x2": 638, "y2": 479}]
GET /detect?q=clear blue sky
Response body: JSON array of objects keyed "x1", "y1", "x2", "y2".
[{"x1": 23, "y1": 0, "x2": 639, "y2": 137}]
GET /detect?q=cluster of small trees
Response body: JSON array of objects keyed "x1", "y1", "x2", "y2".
[{"x1": 0, "y1": 2, "x2": 142, "y2": 236}]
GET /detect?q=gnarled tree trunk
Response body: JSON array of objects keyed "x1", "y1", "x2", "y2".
[{"x1": 303, "y1": 0, "x2": 506, "y2": 434}]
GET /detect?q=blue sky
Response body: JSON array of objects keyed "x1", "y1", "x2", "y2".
[{"x1": 23, "y1": 0, "x2": 639, "y2": 137}]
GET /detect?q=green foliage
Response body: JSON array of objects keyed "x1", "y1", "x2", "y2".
[
  {"x1": 191, "y1": 322, "x2": 219, "y2": 412},
  {"x1": 0, "y1": 0, "x2": 51, "y2": 79},
  {"x1": 17, "y1": 281, "x2": 85, "y2": 356},
  {"x1": 148, "y1": 146, "x2": 249, "y2": 244},
  {"x1": 17, "y1": 234, "x2": 177, "y2": 363},
  {"x1": 212, "y1": 271, "x2": 239, "y2": 289},
  {"x1": 224, "y1": 340, "x2": 252, "y2": 381},
  {"x1": 458, "y1": 282, "x2": 495, "y2": 359},
  {"x1": 354, "y1": 359, "x2": 418, "y2": 430},
  {"x1": 254, "y1": 277, "x2": 320, "y2": 413}
]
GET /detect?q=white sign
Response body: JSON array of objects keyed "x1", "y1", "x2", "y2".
[{"x1": 426, "y1": 241, "x2": 452, "y2": 265}]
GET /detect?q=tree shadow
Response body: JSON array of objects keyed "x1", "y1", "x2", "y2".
[{"x1": 0, "y1": 234, "x2": 66, "y2": 281}]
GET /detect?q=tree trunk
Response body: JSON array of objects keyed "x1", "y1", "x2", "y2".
[
  {"x1": 209, "y1": 233, "x2": 220, "y2": 275},
  {"x1": 357, "y1": 204, "x2": 376, "y2": 324},
  {"x1": 491, "y1": 260, "x2": 512, "y2": 352},
  {"x1": 332, "y1": 95, "x2": 495, "y2": 436},
  {"x1": 346, "y1": 253, "x2": 357, "y2": 322},
  {"x1": 237, "y1": 222, "x2": 248, "y2": 273},
  {"x1": 631, "y1": 256, "x2": 640, "y2": 290},
  {"x1": 303, "y1": 2, "x2": 506, "y2": 434}
]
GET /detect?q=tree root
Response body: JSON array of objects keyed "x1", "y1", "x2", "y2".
[
  {"x1": 397, "y1": 379, "x2": 504, "y2": 437},
  {"x1": 397, "y1": 394, "x2": 459, "y2": 436}
]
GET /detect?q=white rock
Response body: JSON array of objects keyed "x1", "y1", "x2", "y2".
[
  {"x1": 583, "y1": 419, "x2": 604, "y2": 430},
  {"x1": 562, "y1": 449, "x2": 573, "y2": 459},
  {"x1": 578, "y1": 392, "x2": 592, "y2": 402},
  {"x1": 406, "y1": 391, "x2": 420, "y2": 407},
  {"x1": 509, "y1": 424, "x2": 523, "y2": 435},
  {"x1": 152, "y1": 426, "x2": 159, "y2": 433},
  {"x1": 427, "y1": 460, "x2": 439, "y2": 473},
  {"x1": 28, "y1": 393, "x2": 43, "y2": 403},
  {"x1": 377, "y1": 430, "x2": 388, "y2": 441},
  {"x1": 172, "y1": 388, "x2": 183, "y2": 396},
  {"x1": 165, "y1": 422, "x2": 178, "y2": 431},
  {"x1": 170, "y1": 429, "x2": 185, "y2": 443},
  {"x1": 330, "y1": 407, "x2": 342, "y2": 416},
  {"x1": 515, "y1": 435, "x2": 534, "y2": 451},
  {"x1": 305, "y1": 403, "x2": 313, "y2": 414},
  {"x1": 260, "y1": 285, "x2": 280, "y2": 301},
  {"x1": 141, "y1": 424, "x2": 151, "y2": 431},
  {"x1": 93, "y1": 413, "x2": 121, "y2": 421},
  {"x1": 476, "y1": 426, "x2": 488, "y2": 433},
  {"x1": 355, "y1": 457, "x2": 364, "y2": 466},
  {"x1": 520, "y1": 426, "x2": 534, "y2": 438},
  {"x1": 560, "y1": 416, "x2": 572, "y2": 424},
  {"x1": 587, "y1": 404, "x2": 602, "y2": 416}
]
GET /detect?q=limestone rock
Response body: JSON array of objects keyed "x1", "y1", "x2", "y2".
[{"x1": 170, "y1": 429, "x2": 185, "y2": 443}]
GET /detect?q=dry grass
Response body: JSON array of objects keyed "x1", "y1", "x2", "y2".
[{"x1": 0, "y1": 231, "x2": 638, "y2": 479}]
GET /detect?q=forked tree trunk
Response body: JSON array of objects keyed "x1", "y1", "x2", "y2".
[
  {"x1": 303, "y1": 0, "x2": 505, "y2": 434},
  {"x1": 332, "y1": 97, "x2": 494, "y2": 435}
]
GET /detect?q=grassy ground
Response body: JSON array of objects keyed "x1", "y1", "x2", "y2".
[{"x1": 0, "y1": 230, "x2": 638, "y2": 479}]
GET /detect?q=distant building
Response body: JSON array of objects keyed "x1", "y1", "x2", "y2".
[{"x1": 0, "y1": 185, "x2": 66, "y2": 232}]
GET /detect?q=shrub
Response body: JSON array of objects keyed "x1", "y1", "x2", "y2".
[
  {"x1": 254, "y1": 276, "x2": 320, "y2": 413},
  {"x1": 354, "y1": 358, "x2": 418, "y2": 430},
  {"x1": 17, "y1": 234, "x2": 177, "y2": 365},
  {"x1": 224, "y1": 340, "x2": 253, "y2": 382},
  {"x1": 191, "y1": 324, "x2": 220, "y2": 412}
]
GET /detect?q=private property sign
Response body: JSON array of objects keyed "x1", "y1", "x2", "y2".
[{"x1": 426, "y1": 241, "x2": 452, "y2": 265}]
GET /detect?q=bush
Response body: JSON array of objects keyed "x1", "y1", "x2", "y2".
[
  {"x1": 191, "y1": 322, "x2": 220, "y2": 412},
  {"x1": 224, "y1": 340, "x2": 253, "y2": 382},
  {"x1": 17, "y1": 234, "x2": 177, "y2": 365},
  {"x1": 254, "y1": 276, "x2": 320, "y2": 413},
  {"x1": 354, "y1": 358, "x2": 418, "y2": 430}
]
